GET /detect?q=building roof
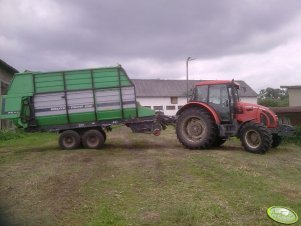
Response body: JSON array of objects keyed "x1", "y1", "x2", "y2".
[
  {"x1": 132, "y1": 79, "x2": 257, "y2": 98},
  {"x1": 0, "y1": 59, "x2": 18, "y2": 74},
  {"x1": 270, "y1": 106, "x2": 301, "y2": 113},
  {"x1": 280, "y1": 85, "x2": 301, "y2": 89}
]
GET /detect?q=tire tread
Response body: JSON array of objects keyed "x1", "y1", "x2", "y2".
[
  {"x1": 176, "y1": 107, "x2": 217, "y2": 149},
  {"x1": 240, "y1": 122, "x2": 272, "y2": 154}
]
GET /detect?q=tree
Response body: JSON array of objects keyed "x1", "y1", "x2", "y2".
[{"x1": 258, "y1": 87, "x2": 288, "y2": 107}]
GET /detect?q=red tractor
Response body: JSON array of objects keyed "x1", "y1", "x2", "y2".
[{"x1": 176, "y1": 80, "x2": 293, "y2": 154}]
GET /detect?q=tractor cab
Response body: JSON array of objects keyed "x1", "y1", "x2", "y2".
[{"x1": 190, "y1": 80, "x2": 240, "y2": 123}]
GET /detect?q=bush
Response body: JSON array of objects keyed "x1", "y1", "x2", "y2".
[
  {"x1": 294, "y1": 125, "x2": 301, "y2": 136},
  {"x1": 283, "y1": 125, "x2": 301, "y2": 146},
  {"x1": 0, "y1": 129, "x2": 26, "y2": 141}
]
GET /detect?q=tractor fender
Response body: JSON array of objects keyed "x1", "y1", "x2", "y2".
[{"x1": 176, "y1": 102, "x2": 221, "y2": 124}]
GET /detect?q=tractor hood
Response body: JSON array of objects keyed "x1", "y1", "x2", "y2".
[
  {"x1": 237, "y1": 102, "x2": 276, "y2": 113},
  {"x1": 236, "y1": 102, "x2": 279, "y2": 128}
]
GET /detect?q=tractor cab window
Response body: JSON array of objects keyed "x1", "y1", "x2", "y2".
[
  {"x1": 208, "y1": 84, "x2": 231, "y2": 122},
  {"x1": 192, "y1": 85, "x2": 208, "y2": 102},
  {"x1": 209, "y1": 85, "x2": 228, "y2": 104},
  {"x1": 228, "y1": 85, "x2": 240, "y2": 106},
  {"x1": 228, "y1": 87, "x2": 234, "y2": 106}
]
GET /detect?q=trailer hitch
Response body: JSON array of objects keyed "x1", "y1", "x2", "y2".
[{"x1": 124, "y1": 114, "x2": 176, "y2": 135}]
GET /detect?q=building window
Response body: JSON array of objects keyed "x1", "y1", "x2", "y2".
[
  {"x1": 178, "y1": 105, "x2": 183, "y2": 109},
  {"x1": 170, "y1": 97, "x2": 178, "y2": 104},
  {"x1": 144, "y1": 106, "x2": 152, "y2": 109},
  {"x1": 166, "y1": 106, "x2": 175, "y2": 110},
  {"x1": 153, "y1": 106, "x2": 163, "y2": 111}
]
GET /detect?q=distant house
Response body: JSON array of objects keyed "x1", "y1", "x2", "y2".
[
  {"x1": 270, "y1": 85, "x2": 301, "y2": 125},
  {"x1": 132, "y1": 79, "x2": 257, "y2": 115},
  {"x1": 280, "y1": 85, "x2": 301, "y2": 107},
  {"x1": 0, "y1": 59, "x2": 18, "y2": 129}
]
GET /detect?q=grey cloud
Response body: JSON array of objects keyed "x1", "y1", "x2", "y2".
[
  {"x1": 48, "y1": 0, "x2": 301, "y2": 58},
  {"x1": 1, "y1": 0, "x2": 301, "y2": 72}
]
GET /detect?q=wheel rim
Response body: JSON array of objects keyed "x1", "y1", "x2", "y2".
[
  {"x1": 87, "y1": 135, "x2": 99, "y2": 147},
  {"x1": 63, "y1": 136, "x2": 76, "y2": 148},
  {"x1": 184, "y1": 117, "x2": 206, "y2": 141},
  {"x1": 245, "y1": 129, "x2": 261, "y2": 149}
]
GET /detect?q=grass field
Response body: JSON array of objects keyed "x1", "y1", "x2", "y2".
[{"x1": 0, "y1": 127, "x2": 300, "y2": 226}]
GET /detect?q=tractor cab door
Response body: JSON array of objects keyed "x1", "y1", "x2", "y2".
[{"x1": 208, "y1": 84, "x2": 231, "y2": 122}]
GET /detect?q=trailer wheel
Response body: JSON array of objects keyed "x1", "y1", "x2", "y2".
[
  {"x1": 272, "y1": 134, "x2": 282, "y2": 148},
  {"x1": 240, "y1": 122, "x2": 272, "y2": 154},
  {"x1": 176, "y1": 107, "x2": 216, "y2": 149},
  {"x1": 59, "y1": 130, "x2": 81, "y2": 150},
  {"x1": 82, "y1": 129, "x2": 105, "y2": 149}
]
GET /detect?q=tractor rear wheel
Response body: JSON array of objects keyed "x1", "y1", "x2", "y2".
[
  {"x1": 240, "y1": 122, "x2": 272, "y2": 154},
  {"x1": 176, "y1": 108, "x2": 216, "y2": 149},
  {"x1": 82, "y1": 129, "x2": 105, "y2": 149},
  {"x1": 272, "y1": 134, "x2": 282, "y2": 148},
  {"x1": 59, "y1": 130, "x2": 81, "y2": 150}
]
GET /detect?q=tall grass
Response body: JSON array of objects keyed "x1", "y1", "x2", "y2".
[{"x1": 0, "y1": 129, "x2": 26, "y2": 141}]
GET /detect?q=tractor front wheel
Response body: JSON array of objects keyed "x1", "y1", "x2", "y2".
[
  {"x1": 240, "y1": 122, "x2": 272, "y2": 154},
  {"x1": 176, "y1": 108, "x2": 216, "y2": 149}
]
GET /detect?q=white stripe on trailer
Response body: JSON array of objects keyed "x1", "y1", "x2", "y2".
[{"x1": 34, "y1": 86, "x2": 136, "y2": 117}]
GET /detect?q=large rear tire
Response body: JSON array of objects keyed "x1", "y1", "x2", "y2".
[
  {"x1": 59, "y1": 130, "x2": 81, "y2": 150},
  {"x1": 272, "y1": 134, "x2": 282, "y2": 148},
  {"x1": 176, "y1": 108, "x2": 216, "y2": 149},
  {"x1": 82, "y1": 129, "x2": 105, "y2": 149},
  {"x1": 240, "y1": 122, "x2": 272, "y2": 154}
]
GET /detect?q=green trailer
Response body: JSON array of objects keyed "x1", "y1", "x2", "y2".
[{"x1": 0, "y1": 66, "x2": 171, "y2": 149}]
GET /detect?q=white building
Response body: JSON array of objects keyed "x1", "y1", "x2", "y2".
[{"x1": 132, "y1": 79, "x2": 258, "y2": 115}]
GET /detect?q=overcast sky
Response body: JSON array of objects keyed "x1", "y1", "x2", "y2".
[{"x1": 1, "y1": 0, "x2": 300, "y2": 91}]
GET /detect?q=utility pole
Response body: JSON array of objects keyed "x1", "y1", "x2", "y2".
[{"x1": 186, "y1": 57, "x2": 196, "y2": 103}]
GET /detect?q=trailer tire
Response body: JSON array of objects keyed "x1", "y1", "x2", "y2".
[
  {"x1": 240, "y1": 122, "x2": 272, "y2": 154},
  {"x1": 59, "y1": 130, "x2": 81, "y2": 150},
  {"x1": 176, "y1": 107, "x2": 216, "y2": 149},
  {"x1": 272, "y1": 134, "x2": 282, "y2": 148},
  {"x1": 82, "y1": 129, "x2": 105, "y2": 149}
]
